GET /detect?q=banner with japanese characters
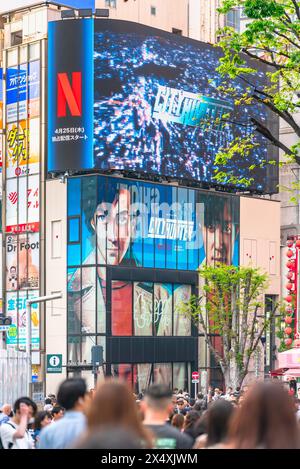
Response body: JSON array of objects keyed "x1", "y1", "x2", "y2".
[
  {"x1": 6, "y1": 175, "x2": 39, "y2": 233},
  {"x1": 6, "y1": 290, "x2": 40, "y2": 350},
  {"x1": 6, "y1": 119, "x2": 40, "y2": 178}
]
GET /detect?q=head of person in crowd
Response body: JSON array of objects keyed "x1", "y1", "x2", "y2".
[
  {"x1": 197, "y1": 392, "x2": 204, "y2": 400},
  {"x1": 57, "y1": 378, "x2": 87, "y2": 412},
  {"x1": 171, "y1": 413, "x2": 184, "y2": 431},
  {"x1": 142, "y1": 385, "x2": 173, "y2": 422},
  {"x1": 176, "y1": 398, "x2": 187, "y2": 414},
  {"x1": 13, "y1": 397, "x2": 37, "y2": 424},
  {"x1": 44, "y1": 398, "x2": 53, "y2": 412},
  {"x1": 183, "y1": 410, "x2": 201, "y2": 441},
  {"x1": 51, "y1": 406, "x2": 64, "y2": 422},
  {"x1": 226, "y1": 386, "x2": 233, "y2": 396},
  {"x1": 0, "y1": 404, "x2": 12, "y2": 417},
  {"x1": 206, "y1": 399, "x2": 234, "y2": 448},
  {"x1": 228, "y1": 381, "x2": 300, "y2": 449},
  {"x1": 76, "y1": 426, "x2": 143, "y2": 449},
  {"x1": 34, "y1": 411, "x2": 52, "y2": 431},
  {"x1": 85, "y1": 379, "x2": 153, "y2": 448}
]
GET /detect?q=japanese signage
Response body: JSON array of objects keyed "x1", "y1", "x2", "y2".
[
  {"x1": 6, "y1": 290, "x2": 40, "y2": 350},
  {"x1": 46, "y1": 354, "x2": 63, "y2": 373},
  {"x1": 6, "y1": 175, "x2": 39, "y2": 233},
  {"x1": 6, "y1": 233, "x2": 39, "y2": 290}
]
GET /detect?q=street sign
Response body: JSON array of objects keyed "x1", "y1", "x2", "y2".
[
  {"x1": 32, "y1": 374, "x2": 38, "y2": 383},
  {"x1": 192, "y1": 371, "x2": 199, "y2": 382},
  {"x1": 46, "y1": 354, "x2": 62, "y2": 373},
  {"x1": 192, "y1": 379, "x2": 199, "y2": 384}
]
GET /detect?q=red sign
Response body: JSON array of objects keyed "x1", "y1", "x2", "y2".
[
  {"x1": 57, "y1": 72, "x2": 82, "y2": 118},
  {"x1": 192, "y1": 371, "x2": 199, "y2": 380}
]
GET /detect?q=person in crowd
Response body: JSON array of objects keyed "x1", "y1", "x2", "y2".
[
  {"x1": 77, "y1": 380, "x2": 152, "y2": 449},
  {"x1": 43, "y1": 398, "x2": 53, "y2": 412},
  {"x1": 0, "y1": 404, "x2": 12, "y2": 426},
  {"x1": 0, "y1": 397, "x2": 37, "y2": 449},
  {"x1": 77, "y1": 426, "x2": 144, "y2": 449},
  {"x1": 141, "y1": 384, "x2": 193, "y2": 449},
  {"x1": 233, "y1": 386, "x2": 241, "y2": 398},
  {"x1": 38, "y1": 378, "x2": 88, "y2": 449},
  {"x1": 32, "y1": 411, "x2": 52, "y2": 448},
  {"x1": 182, "y1": 410, "x2": 201, "y2": 443},
  {"x1": 212, "y1": 388, "x2": 223, "y2": 401},
  {"x1": 51, "y1": 406, "x2": 64, "y2": 422},
  {"x1": 227, "y1": 381, "x2": 300, "y2": 449},
  {"x1": 223, "y1": 386, "x2": 233, "y2": 400},
  {"x1": 193, "y1": 399, "x2": 234, "y2": 449},
  {"x1": 176, "y1": 398, "x2": 189, "y2": 416},
  {"x1": 171, "y1": 413, "x2": 184, "y2": 431}
]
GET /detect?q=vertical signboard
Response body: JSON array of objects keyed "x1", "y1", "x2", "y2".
[{"x1": 48, "y1": 19, "x2": 94, "y2": 172}]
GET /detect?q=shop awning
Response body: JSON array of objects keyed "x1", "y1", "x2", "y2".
[
  {"x1": 283, "y1": 368, "x2": 300, "y2": 377},
  {"x1": 278, "y1": 348, "x2": 300, "y2": 369},
  {"x1": 269, "y1": 368, "x2": 288, "y2": 376}
]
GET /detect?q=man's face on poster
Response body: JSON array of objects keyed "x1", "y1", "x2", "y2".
[
  {"x1": 92, "y1": 188, "x2": 133, "y2": 265},
  {"x1": 203, "y1": 202, "x2": 234, "y2": 265}
]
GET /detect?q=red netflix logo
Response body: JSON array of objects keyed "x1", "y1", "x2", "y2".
[{"x1": 57, "y1": 72, "x2": 82, "y2": 117}]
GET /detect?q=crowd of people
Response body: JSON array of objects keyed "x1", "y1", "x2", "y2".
[{"x1": 1, "y1": 379, "x2": 300, "y2": 449}]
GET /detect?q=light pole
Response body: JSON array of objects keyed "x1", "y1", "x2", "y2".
[{"x1": 26, "y1": 293, "x2": 62, "y2": 397}]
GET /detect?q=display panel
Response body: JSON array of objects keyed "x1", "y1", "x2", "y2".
[
  {"x1": 6, "y1": 233, "x2": 39, "y2": 290},
  {"x1": 6, "y1": 290, "x2": 40, "y2": 350},
  {"x1": 48, "y1": 19, "x2": 279, "y2": 193},
  {"x1": 6, "y1": 175, "x2": 39, "y2": 233},
  {"x1": 67, "y1": 175, "x2": 239, "y2": 270}
]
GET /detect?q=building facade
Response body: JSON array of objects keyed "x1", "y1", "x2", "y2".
[{"x1": 0, "y1": 3, "x2": 281, "y2": 398}]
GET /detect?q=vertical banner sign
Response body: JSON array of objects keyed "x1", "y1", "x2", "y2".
[
  {"x1": 0, "y1": 68, "x2": 3, "y2": 130},
  {"x1": 48, "y1": 19, "x2": 94, "y2": 172}
]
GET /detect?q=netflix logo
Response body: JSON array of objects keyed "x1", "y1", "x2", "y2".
[{"x1": 57, "y1": 72, "x2": 82, "y2": 118}]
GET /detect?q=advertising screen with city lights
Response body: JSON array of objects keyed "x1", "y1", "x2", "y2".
[{"x1": 48, "y1": 19, "x2": 279, "y2": 193}]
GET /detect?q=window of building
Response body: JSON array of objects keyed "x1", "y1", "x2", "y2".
[
  {"x1": 11, "y1": 31, "x2": 22, "y2": 46},
  {"x1": 172, "y1": 28, "x2": 182, "y2": 36},
  {"x1": 105, "y1": 0, "x2": 117, "y2": 7},
  {"x1": 151, "y1": 6, "x2": 156, "y2": 16},
  {"x1": 225, "y1": 9, "x2": 240, "y2": 32}
]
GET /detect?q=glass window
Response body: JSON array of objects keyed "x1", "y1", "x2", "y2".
[
  {"x1": 68, "y1": 178, "x2": 81, "y2": 217},
  {"x1": 67, "y1": 336, "x2": 81, "y2": 364},
  {"x1": 198, "y1": 336, "x2": 207, "y2": 369},
  {"x1": 151, "y1": 6, "x2": 156, "y2": 15},
  {"x1": 154, "y1": 283, "x2": 172, "y2": 336},
  {"x1": 173, "y1": 363, "x2": 190, "y2": 392},
  {"x1": 29, "y1": 42, "x2": 40, "y2": 61},
  {"x1": 173, "y1": 284, "x2": 191, "y2": 336},
  {"x1": 133, "y1": 282, "x2": 153, "y2": 336},
  {"x1": 20, "y1": 45, "x2": 28, "y2": 63},
  {"x1": 81, "y1": 267, "x2": 96, "y2": 335},
  {"x1": 7, "y1": 49, "x2": 18, "y2": 67},
  {"x1": 68, "y1": 217, "x2": 80, "y2": 244},
  {"x1": 111, "y1": 280, "x2": 132, "y2": 336},
  {"x1": 133, "y1": 364, "x2": 152, "y2": 394},
  {"x1": 153, "y1": 363, "x2": 172, "y2": 387},
  {"x1": 97, "y1": 268, "x2": 106, "y2": 334},
  {"x1": 82, "y1": 176, "x2": 96, "y2": 265},
  {"x1": 67, "y1": 267, "x2": 81, "y2": 335}
]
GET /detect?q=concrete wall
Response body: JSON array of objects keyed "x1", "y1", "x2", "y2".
[
  {"x1": 96, "y1": 0, "x2": 224, "y2": 43},
  {"x1": 240, "y1": 197, "x2": 281, "y2": 294},
  {"x1": 45, "y1": 179, "x2": 67, "y2": 395}
]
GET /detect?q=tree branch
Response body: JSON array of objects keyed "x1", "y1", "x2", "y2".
[
  {"x1": 291, "y1": 0, "x2": 300, "y2": 20},
  {"x1": 242, "y1": 48, "x2": 288, "y2": 70},
  {"x1": 198, "y1": 305, "x2": 226, "y2": 371},
  {"x1": 250, "y1": 117, "x2": 300, "y2": 164}
]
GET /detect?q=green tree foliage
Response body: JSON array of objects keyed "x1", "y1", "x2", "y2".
[
  {"x1": 178, "y1": 264, "x2": 281, "y2": 388},
  {"x1": 214, "y1": 0, "x2": 300, "y2": 187}
]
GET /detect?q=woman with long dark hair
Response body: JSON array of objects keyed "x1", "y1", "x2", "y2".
[
  {"x1": 77, "y1": 380, "x2": 153, "y2": 449},
  {"x1": 228, "y1": 381, "x2": 300, "y2": 449}
]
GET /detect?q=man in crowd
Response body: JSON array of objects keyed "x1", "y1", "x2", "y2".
[
  {"x1": 0, "y1": 404, "x2": 12, "y2": 426},
  {"x1": 0, "y1": 397, "x2": 37, "y2": 449},
  {"x1": 141, "y1": 384, "x2": 193, "y2": 449},
  {"x1": 51, "y1": 406, "x2": 64, "y2": 422},
  {"x1": 38, "y1": 378, "x2": 87, "y2": 449}
]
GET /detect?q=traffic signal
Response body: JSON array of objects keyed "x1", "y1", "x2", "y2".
[{"x1": 0, "y1": 315, "x2": 12, "y2": 326}]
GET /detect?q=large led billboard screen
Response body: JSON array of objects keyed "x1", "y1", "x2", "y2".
[{"x1": 48, "y1": 19, "x2": 279, "y2": 193}]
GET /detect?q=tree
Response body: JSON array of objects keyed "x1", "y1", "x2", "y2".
[
  {"x1": 178, "y1": 264, "x2": 281, "y2": 388},
  {"x1": 213, "y1": 0, "x2": 300, "y2": 191}
]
